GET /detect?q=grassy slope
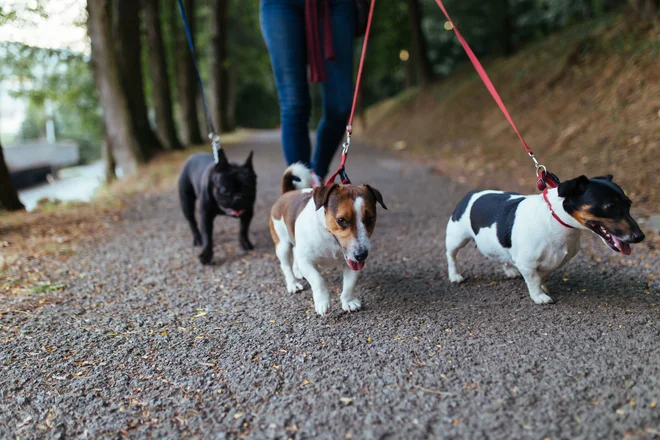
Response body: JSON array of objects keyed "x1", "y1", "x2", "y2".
[{"x1": 358, "y1": 15, "x2": 660, "y2": 215}]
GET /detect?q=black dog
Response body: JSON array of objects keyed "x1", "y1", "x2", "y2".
[{"x1": 178, "y1": 150, "x2": 257, "y2": 264}]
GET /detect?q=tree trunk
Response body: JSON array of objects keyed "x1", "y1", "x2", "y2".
[
  {"x1": 173, "y1": 0, "x2": 204, "y2": 145},
  {"x1": 103, "y1": 137, "x2": 116, "y2": 184},
  {"x1": 143, "y1": 0, "x2": 184, "y2": 150},
  {"x1": 494, "y1": 0, "x2": 514, "y2": 55},
  {"x1": 227, "y1": 69, "x2": 237, "y2": 130},
  {"x1": 0, "y1": 143, "x2": 25, "y2": 211},
  {"x1": 407, "y1": 0, "x2": 434, "y2": 87},
  {"x1": 210, "y1": 0, "x2": 233, "y2": 132},
  {"x1": 405, "y1": 55, "x2": 415, "y2": 88},
  {"x1": 113, "y1": 0, "x2": 161, "y2": 156},
  {"x1": 628, "y1": 0, "x2": 659, "y2": 19},
  {"x1": 87, "y1": 0, "x2": 145, "y2": 175}
]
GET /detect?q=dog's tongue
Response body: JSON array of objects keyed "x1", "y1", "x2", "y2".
[
  {"x1": 612, "y1": 236, "x2": 632, "y2": 255},
  {"x1": 347, "y1": 260, "x2": 365, "y2": 271}
]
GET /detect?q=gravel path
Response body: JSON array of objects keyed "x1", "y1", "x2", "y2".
[{"x1": 2, "y1": 133, "x2": 658, "y2": 439}]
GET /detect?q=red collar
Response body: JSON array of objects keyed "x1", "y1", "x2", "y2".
[{"x1": 542, "y1": 189, "x2": 575, "y2": 229}]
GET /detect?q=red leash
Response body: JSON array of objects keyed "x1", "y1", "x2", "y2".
[
  {"x1": 542, "y1": 189, "x2": 575, "y2": 229},
  {"x1": 325, "y1": 0, "x2": 377, "y2": 186},
  {"x1": 432, "y1": 0, "x2": 559, "y2": 191},
  {"x1": 433, "y1": 0, "x2": 573, "y2": 228}
]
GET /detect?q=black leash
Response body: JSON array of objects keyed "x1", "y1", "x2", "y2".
[{"x1": 176, "y1": 0, "x2": 221, "y2": 162}]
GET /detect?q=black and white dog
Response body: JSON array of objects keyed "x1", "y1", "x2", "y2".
[
  {"x1": 178, "y1": 150, "x2": 257, "y2": 265},
  {"x1": 446, "y1": 175, "x2": 645, "y2": 304}
]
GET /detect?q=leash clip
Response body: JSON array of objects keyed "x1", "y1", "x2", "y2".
[
  {"x1": 342, "y1": 125, "x2": 352, "y2": 154},
  {"x1": 210, "y1": 132, "x2": 222, "y2": 164},
  {"x1": 530, "y1": 152, "x2": 550, "y2": 190}
]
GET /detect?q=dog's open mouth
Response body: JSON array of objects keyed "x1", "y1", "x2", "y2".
[
  {"x1": 346, "y1": 259, "x2": 365, "y2": 271},
  {"x1": 224, "y1": 208, "x2": 245, "y2": 218},
  {"x1": 589, "y1": 222, "x2": 631, "y2": 255}
]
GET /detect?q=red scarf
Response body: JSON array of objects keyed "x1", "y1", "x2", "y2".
[{"x1": 305, "y1": 0, "x2": 335, "y2": 82}]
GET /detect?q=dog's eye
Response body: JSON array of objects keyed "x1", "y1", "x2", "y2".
[
  {"x1": 603, "y1": 204, "x2": 620, "y2": 215},
  {"x1": 364, "y1": 216, "x2": 374, "y2": 227},
  {"x1": 336, "y1": 217, "x2": 349, "y2": 228}
]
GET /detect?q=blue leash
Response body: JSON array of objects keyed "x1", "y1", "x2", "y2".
[{"x1": 176, "y1": 0, "x2": 221, "y2": 163}]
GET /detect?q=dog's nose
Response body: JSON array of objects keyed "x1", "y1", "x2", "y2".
[
  {"x1": 631, "y1": 230, "x2": 645, "y2": 243},
  {"x1": 354, "y1": 250, "x2": 369, "y2": 262}
]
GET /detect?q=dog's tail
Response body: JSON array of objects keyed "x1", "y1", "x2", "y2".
[{"x1": 281, "y1": 162, "x2": 315, "y2": 193}]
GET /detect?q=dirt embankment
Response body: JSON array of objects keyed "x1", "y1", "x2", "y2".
[{"x1": 358, "y1": 16, "x2": 659, "y2": 220}]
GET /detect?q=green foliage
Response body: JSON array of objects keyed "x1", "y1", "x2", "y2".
[
  {"x1": 357, "y1": 0, "x2": 623, "y2": 108},
  {"x1": 361, "y1": 1, "x2": 410, "y2": 108},
  {"x1": 29, "y1": 282, "x2": 66, "y2": 294},
  {"x1": 1, "y1": 42, "x2": 103, "y2": 163},
  {"x1": 227, "y1": 0, "x2": 280, "y2": 128},
  {"x1": 17, "y1": 102, "x2": 47, "y2": 140},
  {"x1": 0, "y1": 1, "x2": 46, "y2": 26}
]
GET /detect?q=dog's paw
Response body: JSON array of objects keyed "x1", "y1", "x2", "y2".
[
  {"x1": 531, "y1": 292, "x2": 554, "y2": 305},
  {"x1": 449, "y1": 273, "x2": 465, "y2": 283},
  {"x1": 286, "y1": 281, "x2": 304, "y2": 294},
  {"x1": 342, "y1": 298, "x2": 362, "y2": 312},
  {"x1": 503, "y1": 265, "x2": 520, "y2": 278},
  {"x1": 541, "y1": 284, "x2": 550, "y2": 294},
  {"x1": 198, "y1": 250, "x2": 213, "y2": 265},
  {"x1": 240, "y1": 237, "x2": 254, "y2": 251},
  {"x1": 314, "y1": 299, "x2": 330, "y2": 316}
]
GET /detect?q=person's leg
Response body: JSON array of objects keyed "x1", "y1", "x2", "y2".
[
  {"x1": 312, "y1": 0, "x2": 356, "y2": 179},
  {"x1": 260, "y1": 0, "x2": 312, "y2": 167}
]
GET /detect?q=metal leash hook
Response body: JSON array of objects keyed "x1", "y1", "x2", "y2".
[
  {"x1": 338, "y1": 125, "x2": 352, "y2": 184},
  {"x1": 530, "y1": 152, "x2": 560, "y2": 190},
  {"x1": 210, "y1": 133, "x2": 221, "y2": 164},
  {"x1": 529, "y1": 152, "x2": 545, "y2": 177},
  {"x1": 342, "y1": 125, "x2": 352, "y2": 155},
  {"x1": 324, "y1": 126, "x2": 353, "y2": 186}
]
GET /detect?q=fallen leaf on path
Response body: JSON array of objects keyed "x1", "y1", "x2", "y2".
[{"x1": 413, "y1": 386, "x2": 454, "y2": 396}]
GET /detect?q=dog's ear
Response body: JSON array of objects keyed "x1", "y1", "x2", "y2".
[
  {"x1": 365, "y1": 184, "x2": 387, "y2": 210},
  {"x1": 592, "y1": 174, "x2": 613, "y2": 181},
  {"x1": 243, "y1": 151, "x2": 254, "y2": 170},
  {"x1": 558, "y1": 175, "x2": 589, "y2": 198},
  {"x1": 214, "y1": 149, "x2": 230, "y2": 171},
  {"x1": 313, "y1": 184, "x2": 338, "y2": 211}
]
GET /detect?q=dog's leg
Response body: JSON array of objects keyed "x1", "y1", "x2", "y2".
[
  {"x1": 239, "y1": 210, "x2": 254, "y2": 251},
  {"x1": 340, "y1": 267, "x2": 361, "y2": 312},
  {"x1": 445, "y1": 223, "x2": 470, "y2": 283},
  {"x1": 276, "y1": 242, "x2": 303, "y2": 294},
  {"x1": 292, "y1": 259, "x2": 303, "y2": 280},
  {"x1": 198, "y1": 208, "x2": 215, "y2": 265},
  {"x1": 178, "y1": 179, "x2": 201, "y2": 246},
  {"x1": 540, "y1": 272, "x2": 551, "y2": 295},
  {"x1": 517, "y1": 266, "x2": 554, "y2": 304},
  {"x1": 297, "y1": 260, "x2": 331, "y2": 316},
  {"x1": 503, "y1": 263, "x2": 520, "y2": 279}
]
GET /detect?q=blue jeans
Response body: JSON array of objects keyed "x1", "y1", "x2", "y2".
[{"x1": 260, "y1": 0, "x2": 355, "y2": 179}]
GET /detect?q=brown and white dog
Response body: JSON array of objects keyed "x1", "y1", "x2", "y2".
[{"x1": 269, "y1": 164, "x2": 387, "y2": 316}]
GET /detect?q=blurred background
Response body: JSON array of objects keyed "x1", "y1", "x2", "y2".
[{"x1": 0, "y1": 0, "x2": 658, "y2": 214}]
